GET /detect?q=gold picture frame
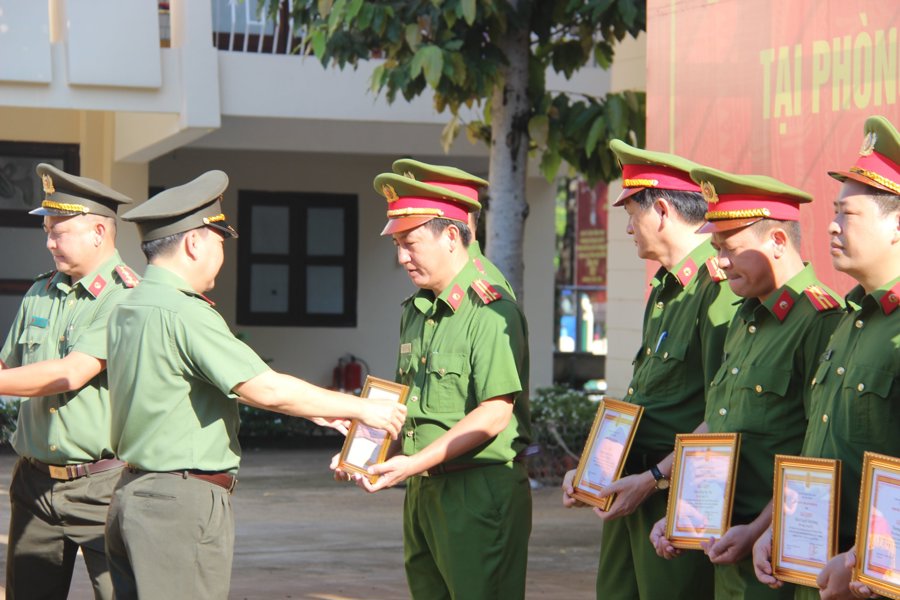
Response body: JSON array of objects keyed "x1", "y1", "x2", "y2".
[
  {"x1": 337, "y1": 376, "x2": 409, "y2": 483},
  {"x1": 665, "y1": 433, "x2": 740, "y2": 550},
  {"x1": 571, "y1": 398, "x2": 644, "y2": 511},
  {"x1": 771, "y1": 455, "x2": 841, "y2": 588},
  {"x1": 853, "y1": 452, "x2": 900, "y2": 599}
]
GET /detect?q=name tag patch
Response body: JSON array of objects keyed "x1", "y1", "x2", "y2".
[
  {"x1": 400, "y1": 343, "x2": 411, "y2": 354},
  {"x1": 29, "y1": 317, "x2": 49, "y2": 328}
]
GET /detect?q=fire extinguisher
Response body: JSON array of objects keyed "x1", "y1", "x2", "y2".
[{"x1": 332, "y1": 354, "x2": 369, "y2": 393}]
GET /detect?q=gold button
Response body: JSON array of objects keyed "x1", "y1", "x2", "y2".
[
  {"x1": 627, "y1": 387, "x2": 634, "y2": 395},
  {"x1": 405, "y1": 430, "x2": 414, "y2": 438},
  {"x1": 49, "y1": 407, "x2": 57, "y2": 414},
  {"x1": 822, "y1": 414, "x2": 828, "y2": 423},
  {"x1": 836, "y1": 367, "x2": 845, "y2": 376},
  {"x1": 718, "y1": 407, "x2": 727, "y2": 416},
  {"x1": 49, "y1": 445, "x2": 57, "y2": 451},
  {"x1": 59, "y1": 335, "x2": 66, "y2": 342},
  {"x1": 731, "y1": 367, "x2": 739, "y2": 375},
  {"x1": 858, "y1": 383, "x2": 865, "y2": 392},
  {"x1": 748, "y1": 325, "x2": 757, "y2": 334},
  {"x1": 646, "y1": 348, "x2": 652, "y2": 355},
  {"x1": 410, "y1": 396, "x2": 418, "y2": 402},
  {"x1": 68, "y1": 300, "x2": 75, "y2": 307},
  {"x1": 656, "y1": 301, "x2": 664, "y2": 310},
  {"x1": 855, "y1": 320, "x2": 864, "y2": 329},
  {"x1": 663, "y1": 352, "x2": 669, "y2": 359},
  {"x1": 426, "y1": 319, "x2": 436, "y2": 326},
  {"x1": 755, "y1": 385, "x2": 763, "y2": 393},
  {"x1": 398, "y1": 368, "x2": 403, "y2": 375},
  {"x1": 421, "y1": 356, "x2": 426, "y2": 364},
  {"x1": 811, "y1": 377, "x2": 817, "y2": 386},
  {"x1": 439, "y1": 368, "x2": 446, "y2": 375}
]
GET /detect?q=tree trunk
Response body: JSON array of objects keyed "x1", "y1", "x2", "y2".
[{"x1": 487, "y1": 7, "x2": 530, "y2": 304}]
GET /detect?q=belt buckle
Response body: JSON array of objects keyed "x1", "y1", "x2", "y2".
[{"x1": 48, "y1": 465, "x2": 70, "y2": 480}]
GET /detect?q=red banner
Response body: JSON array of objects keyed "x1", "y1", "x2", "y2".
[
  {"x1": 575, "y1": 180, "x2": 609, "y2": 288},
  {"x1": 647, "y1": 0, "x2": 900, "y2": 293}
]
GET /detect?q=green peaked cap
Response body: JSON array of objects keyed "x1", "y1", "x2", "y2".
[
  {"x1": 373, "y1": 172, "x2": 481, "y2": 235},
  {"x1": 122, "y1": 170, "x2": 237, "y2": 242},
  {"x1": 690, "y1": 166, "x2": 812, "y2": 233},
  {"x1": 30, "y1": 163, "x2": 133, "y2": 218},
  {"x1": 392, "y1": 158, "x2": 488, "y2": 188},
  {"x1": 829, "y1": 115, "x2": 900, "y2": 195},
  {"x1": 608, "y1": 139, "x2": 703, "y2": 206}
]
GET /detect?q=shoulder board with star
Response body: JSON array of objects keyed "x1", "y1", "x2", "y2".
[
  {"x1": 471, "y1": 279, "x2": 503, "y2": 305},
  {"x1": 34, "y1": 269, "x2": 55, "y2": 282},
  {"x1": 803, "y1": 285, "x2": 841, "y2": 312},
  {"x1": 705, "y1": 257, "x2": 727, "y2": 282},
  {"x1": 114, "y1": 264, "x2": 140, "y2": 288}
]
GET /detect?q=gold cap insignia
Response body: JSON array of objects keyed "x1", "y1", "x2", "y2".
[
  {"x1": 203, "y1": 213, "x2": 227, "y2": 224},
  {"x1": 41, "y1": 173, "x2": 55, "y2": 195},
  {"x1": 859, "y1": 131, "x2": 877, "y2": 156},
  {"x1": 403, "y1": 171, "x2": 416, "y2": 180},
  {"x1": 383, "y1": 184, "x2": 399, "y2": 202},
  {"x1": 700, "y1": 181, "x2": 719, "y2": 204}
]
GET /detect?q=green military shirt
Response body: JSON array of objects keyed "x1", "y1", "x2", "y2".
[
  {"x1": 397, "y1": 258, "x2": 530, "y2": 465},
  {"x1": 107, "y1": 265, "x2": 269, "y2": 474},
  {"x1": 802, "y1": 277, "x2": 900, "y2": 548},
  {"x1": 706, "y1": 264, "x2": 842, "y2": 522},
  {"x1": 468, "y1": 240, "x2": 516, "y2": 300},
  {"x1": 626, "y1": 240, "x2": 738, "y2": 459},
  {"x1": 0, "y1": 252, "x2": 138, "y2": 464}
]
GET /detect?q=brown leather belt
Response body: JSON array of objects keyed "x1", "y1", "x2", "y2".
[
  {"x1": 28, "y1": 457, "x2": 125, "y2": 481},
  {"x1": 126, "y1": 466, "x2": 237, "y2": 493}
]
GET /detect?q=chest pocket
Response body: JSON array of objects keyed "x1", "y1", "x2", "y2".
[
  {"x1": 843, "y1": 365, "x2": 896, "y2": 445},
  {"x1": 17, "y1": 324, "x2": 49, "y2": 359},
  {"x1": 637, "y1": 339, "x2": 689, "y2": 397},
  {"x1": 731, "y1": 365, "x2": 794, "y2": 434},
  {"x1": 424, "y1": 352, "x2": 468, "y2": 413}
]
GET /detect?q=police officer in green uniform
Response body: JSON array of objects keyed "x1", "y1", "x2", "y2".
[
  {"x1": 562, "y1": 141, "x2": 738, "y2": 600},
  {"x1": 651, "y1": 169, "x2": 843, "y2": 599},
  {"x1": 751, "y1": 116, "x2": 900, "y2": 600},
  {"x1": 346, "y1": 164, "x2": 531, "y2": 599},
  {"x1": 390, "y1": 158, "x2": 515, "y2": 298},
  {"x1": 103, "y1": 171, "x2": 407, "y2": 599},
  {"x1": 0, "y1": 164, "x2": 136, "y2": 599}
]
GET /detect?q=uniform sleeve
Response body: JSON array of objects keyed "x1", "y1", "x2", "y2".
[
  {"x1": 698, "y1": 279, "x2": 740, "y2": 392},
  {"x1": 173, "y1": 302, "x2": 271, "y2": 397},
  {"x1": 69, "y1": 288, "x2": 130, "y2": 360},
  {"x1": 469, "y1": 300, "x2": 527, "y2": 403}
]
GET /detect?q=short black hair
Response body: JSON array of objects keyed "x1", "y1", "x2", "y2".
[
  {"x1": 423, "y1": 218, "x2": 472, "y2": 247},
  {"x1": 869, "y1": 189, "x2": 899, "y2": 216},
  {"x1": 631, "y1": 188, "x2": 707, "y2": 225},
  {"x1": 747, "y1": 219, "x2": 802, "y2": 249},
  {"x1": 141, "y1": 230, "x2": 189, "y2": 261}
]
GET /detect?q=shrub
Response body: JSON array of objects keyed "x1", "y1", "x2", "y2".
[{"x1": 527, "y1": 386, "x2": 598, "y2": 484}]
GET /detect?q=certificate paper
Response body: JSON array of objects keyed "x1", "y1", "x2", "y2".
[
  {"x1": 571, "y1": 399, "x2": 643, "y2": 510},
  {"x1": 337, "y1": 376, "x2": 409, "y2": 483},
  {"x1": 665, "y1": 433, "x2": 740, "y2": 550},
  {"x1": 854, "y1": 452, "x2": 900, "y2": 599},
  {"x1": 772, "y1": 456, "x2": 840, "y2": 587}
]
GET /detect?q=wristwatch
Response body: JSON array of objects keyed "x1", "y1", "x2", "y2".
[{"x1": 650, "y1": 464, "x2": 670, "y2": 490}]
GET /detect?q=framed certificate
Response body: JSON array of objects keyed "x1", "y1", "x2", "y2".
[
  {"x1": 853, "y1": 452, "x2": 900, "y2": 599},
  {"x1": 337, "y1": 376, "x2": 409, "y2": 483},
  {"x1": 665, "y1": 433, "x2": 740, "y2": 550},
  {"x1": 771, "y1": 455, "x2": 841, "y2": 587},
  {"x1": 570, "y1": 398, "x2": 643, "y2": 510}
]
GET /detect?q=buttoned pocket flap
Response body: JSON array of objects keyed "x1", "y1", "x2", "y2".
[
  {"x1": 426, "y1": 353, "x2": 466, "y2": 378},
  {"x1": 736, "y1": 365, "x2": 792, "y2": 397},
  {"x1": 18, "y1": 325, "x2": 48, "y2": 348},
  {"x1": 658, "y1": 339, "x2": 687, "y2": 362},
  {"x1": 844, "y1": 365, "x2": 894, "y2": 399}
]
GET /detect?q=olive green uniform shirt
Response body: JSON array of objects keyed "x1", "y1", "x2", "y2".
[
  {"x1": 0, "y1": 252, "x2": 137, "y2": 464},
  {"x1": 469, "y1": 240, "x2": 516, "y2": 300},
  {"x1": 706, "y1": 264, "x2": 843, "y2": 522},
  {"x1": 626, "y1": 240, "x2": 739, "y2": 459},
  {"x1": 397, "y1": 259, "x2": 530, "y2": 465},
  {"x1": 802, "y1": 277, "x2": 900, "y2": 548},
  {"x1": 107, "y1": 265, "x2": 269, "y2": 474}
]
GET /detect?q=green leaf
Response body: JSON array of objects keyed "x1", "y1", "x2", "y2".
[
  {"x1": 327, "y1": 0, "x2": 347, "y2": 34},
  {"x1": 311, "y1": 30, "x2": 327, "y2": 59},
  {"x1": 370, "y1": 64, "x2": 386, "y2": 93},
  {"x1": 540, "y1": 149, "x2": 563, "y2": 182},
  {"x1": 585, "y1": 116, "x2": 606, "y2": 157},
  {"x1": 346, "y1": 0, "x2": 363, "y2": 20},
  {"x1": 441, "y1": 115, "x2": 460, "y2": 153},
  {"x1": 461, "y1": 0, "x2": 476, "y2": 25},
  {"x1": 405, "y1": 23, "x2": 422, "y2": 50},
  {"x1": 412, "y1": 45, "x2": 444, "y2": 88},
  {"x1": 528, "y1": 115, "x2": 550, "y2": 148},
  {"x1": 318, "y1": 0, "x2": 333, "y2": 18}
]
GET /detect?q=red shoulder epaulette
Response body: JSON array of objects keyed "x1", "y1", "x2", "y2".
[
  {"x1": 472, "y1": 257, "x2": 486, "y2": 275},
  {"x1": 471, "y1": 279, "x2": 502, "y2": 305},
  {"x1": 880, "y1": 282, "x2": 900, "y2": 315},
  {"x1": 804, "y1": 285, "x2": 840, "y2": 312},
  {"x1": 115, "y1": 264, "x2": 140, "y2": 288},
  {"x1": 705, "y1": 257, "x2": 727, "y2": 282}
]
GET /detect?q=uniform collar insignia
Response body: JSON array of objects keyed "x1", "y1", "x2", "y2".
[
  {"x1": 880, "y1": 282, "x2": 900, "y2": 315},
  {"x1": 86, "y1": 274, "x2": 107, "y2": 298},
  {"x1": 675, "y1": 258, "x2": 698, "y2": 287},
  {"x1": 771, "y1": 289, "x2": 795, "y2": 322}
]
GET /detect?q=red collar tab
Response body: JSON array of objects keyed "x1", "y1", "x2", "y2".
[
  {"x1": 804, "y1": 285, "x2": 840, "y2": 312},
  {"x1": 86, "y1": 274, "x2": 107, "y2": 298},
  {"x1": 447, "y1": 284, "x2": 465, "y2": 311},
  {"x1": 771, "y1": 289, "x2": 795, "y2": 322},
  {"x1": 675, "y1": 258, "x2": 698, "y2": 287},
  {"x1": 705, "y1": 257, "x2": 727, "y2": 282},
  {"x1": 199, "y1": 293, "x2": 216, "y2": 306},
  {"x1": 881, "y1": 282, "x2": 900, "y2": 315}
]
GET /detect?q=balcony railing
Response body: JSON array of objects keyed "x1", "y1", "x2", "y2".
[{"x1": 211, "y1": 0, "x2": 301, "y2": 55}]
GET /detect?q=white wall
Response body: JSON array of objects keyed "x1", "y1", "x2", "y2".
[{"x1": 149, "y1": 148, "x2": 555, "y2": 391}]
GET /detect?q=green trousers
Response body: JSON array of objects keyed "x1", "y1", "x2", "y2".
[
  {"x1": 715, "y1": 559, "x2": 796, "y2": 599},
  {"x1": 105, "y1": 470, "x2": 234, "y2": 600},
  {"x1": 792, "y1": 585, "x2": 819, "y2": 600},
  {"x1": 403, "y1": 461, "x2": 532, "y2": 600},
  {"x1": 6, "y1": 457, "x2": 120, "y2": 600},
  {"x1": 596, "y1": 490, "x2": 715, "y2": 600}
]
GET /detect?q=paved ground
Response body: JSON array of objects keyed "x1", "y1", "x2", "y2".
[{"x1": 0, "y1": 447, "x2": 603, "y2": 599}]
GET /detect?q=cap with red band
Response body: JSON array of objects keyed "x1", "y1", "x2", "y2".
[
  {"x1": 829, "y1": 115, "x2": 900, "y2": 196},
  {"x1": 690, "y1": 166, "x2": 813, "y2": 233},
  {"x1": 609, "y1": 139, "x2": 703, "y2": 206},
  {"x1": 374, "y1": 171, "x2": 481, "y2": 236}
]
